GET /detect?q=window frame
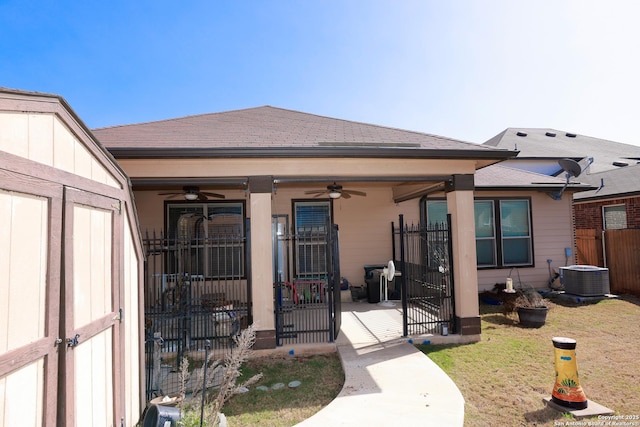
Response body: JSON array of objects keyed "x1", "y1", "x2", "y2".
[
  {"x1": 164, "y1": 199, "x2": 247, "y2": 279},
  {"x1": 424, "y1": 196, "x2": 534, "y2": 269},
  {"x1": 602, "y1": 204, "x2": 627, "y2": 230},
  {"x1": 497, "y1": 198, "x2": 533, "y2": 267},
  {"x1": 291, "y1": 199, "x2": 333, "y2": 278},
  {"x1": 474, "y1": 199, "x2": 497, "y2": 267}
]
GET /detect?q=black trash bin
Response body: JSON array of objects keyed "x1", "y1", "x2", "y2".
[
  {"x1": 143, "y1": 404, "x2": 181, "y2": 427},
  {"x1": 364, "y1": 265, "x2": 384, "y2": 303}
]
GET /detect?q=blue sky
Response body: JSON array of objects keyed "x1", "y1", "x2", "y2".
[{"x1": 2, "y1": 1, "x2": 639, "y2": 146}]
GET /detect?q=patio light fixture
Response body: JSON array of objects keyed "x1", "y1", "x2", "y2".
[
  {"x1": 329, "y1": 190, "x2": 341, "y2": 199},
  {"x1": 184, "y1": 192, "x2": 198, "y2": 201}
]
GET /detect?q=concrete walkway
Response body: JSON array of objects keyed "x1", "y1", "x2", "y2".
[{"x1": 294, "y1": 302, "x2": 466, "y2": 427}]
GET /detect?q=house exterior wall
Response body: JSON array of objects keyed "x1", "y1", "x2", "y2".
[
  {"x1": 499, "y1": 158, "x2": 563, "y2": 176},
  {"x1": 574, "y1": 195, "x2": 640, "y2": 233},
  {"x1": 115, "y1": 151, "x2": 484, "y2": 340},
  {"x1": 475, "y1": 190, "x2": 576, "y2": 291},
  {"x1": 115, "y1": 157, "x2": 476, "y2": 179},
  {"x1": 271, "y1": 186, "x2": 420, "y2": 287}
]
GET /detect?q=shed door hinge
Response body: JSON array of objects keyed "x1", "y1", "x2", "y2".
[
  {"x1": 114, "y1": 307, "x2": 124, "y2": 322},
  {"x1": 112, "y1": 200, "x2": 122, "y2": 214}
]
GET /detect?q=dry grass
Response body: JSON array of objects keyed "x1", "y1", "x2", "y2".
[
  {"x1": 222, "y1": 353, "x2": 344, "y2": 426},
  {"x1": 418, "y1": 294, "x2": 640, "y2": 427}
]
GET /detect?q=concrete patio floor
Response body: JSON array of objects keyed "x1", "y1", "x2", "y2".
[{"x1": 293, "y1": 301, "x2": 466, "y2": 426}]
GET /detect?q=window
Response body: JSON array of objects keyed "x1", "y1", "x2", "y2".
[
  {"x1": 426, "y1": 201, "x2": 448, "y2": 227},
  {"x1": 603, "y1": 204, "x2": 627, "y2": 230},
  {"x1": 166, "y1": 202, "x2": 245, "y2": 278},
  {"x1": 475, "y1": 200, "x2": 496, "y2": 266},
  {"x1": 293, "y1": 201, "x2": 331, "y2": 277},
  {"x1": 499, "y1": 200, "x2": 532, "y2": 266},
  {"x1": 426, "y1": 198, "x2": 533, "y2": 268}
]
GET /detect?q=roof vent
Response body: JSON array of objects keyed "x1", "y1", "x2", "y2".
[
  {"x1": 612, "y1": 161, "x2": 629, "y2": 167},
  {"x1": 516, "y1": 131, "x2": 527, "y2": 137},
  {"x1": 566, "y1": 133, "x2": 577, "y2": 138},
  {"x1": 545, "y1": 132, "x2": 556, "y2": 137}
]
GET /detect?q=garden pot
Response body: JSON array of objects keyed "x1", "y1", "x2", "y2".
[{"x1": 517, "y1": 306, "x2": 548, "y2": 328}]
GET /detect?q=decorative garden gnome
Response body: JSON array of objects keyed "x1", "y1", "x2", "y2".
[{"x1": 551, "y1": 337, "x2": 588, "y2": 409}]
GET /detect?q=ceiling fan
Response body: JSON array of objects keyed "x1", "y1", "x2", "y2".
[
  {"x1": 304, "y1": 182, "x2": 367, "y2": 199},
  {"x1": 158, "y1": 186, "x2": 225, "y2": 201}
]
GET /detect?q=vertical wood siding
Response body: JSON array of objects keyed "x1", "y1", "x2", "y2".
[
  {"x1": 1, "y1": 93, "x2": 144, "y2": 426},
  {"x1": 604, "y1": 229, "x2": 640, "y2": 296},
  {"x1": 0, "y1": 112, "x2": 120, "y2": 188}
]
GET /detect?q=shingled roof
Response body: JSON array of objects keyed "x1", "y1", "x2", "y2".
[
  {"x1": 573, "y1": 164, "x2": 640, "y2": 201},
  {"x1": 475, "y1": 164, "x2": 594, "y2": 192},
  {"x1": 485, "y1": 128, "x2": 640, "y2": 174},
  {"x1": 94, "y1": 106, "x2": 513, "y2": 159}
]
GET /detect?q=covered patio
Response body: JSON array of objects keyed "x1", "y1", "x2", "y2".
[{"x1": 94, "y1": 106, "x2": 517, "y2": 353}]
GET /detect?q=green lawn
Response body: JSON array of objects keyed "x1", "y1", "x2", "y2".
[{"x1": 418, "y1": 295, "x2": 640, "y2": 426}]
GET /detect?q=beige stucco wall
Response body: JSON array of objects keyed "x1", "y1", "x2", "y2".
[
  {"x1": 116, "y1": 157, "x2": 477, "y2": 179},
  {"x1": 447, "y1": 188, "x2": 480, "y2": 320}
]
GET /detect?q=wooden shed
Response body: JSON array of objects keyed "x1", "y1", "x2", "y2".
[{"x1": 0, "y1": 88, "x2": 144, "y2": 426}]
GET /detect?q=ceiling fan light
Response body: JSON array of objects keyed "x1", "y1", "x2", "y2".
[
  {"x1": 329, "y1": 191, "x2": 341, "y2": 199},
  {"x1": 184, "y1": 193, "x2": 198, "y2": 201}
]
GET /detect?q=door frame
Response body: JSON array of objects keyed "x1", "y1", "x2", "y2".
[{"x1": 61, "y1": 187, "x2": 124, "y2": 426}]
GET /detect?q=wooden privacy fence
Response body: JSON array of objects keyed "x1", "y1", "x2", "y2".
[
  {"x1": 604, "y1": 229, "x2": 640, "y2": 296},
  {"x1": 575, "y1": 228, "x2": 640, "y2": 296},
  {"x1": 575, "y1": 229, "x2": 603, "y2": 266}
]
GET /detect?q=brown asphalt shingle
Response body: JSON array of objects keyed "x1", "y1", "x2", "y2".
[{"x1": 93, "y1": 105, "x2": 500, "y2": 151}]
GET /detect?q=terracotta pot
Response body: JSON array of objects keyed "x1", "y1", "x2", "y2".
[{"x1": 517, "y1": 306, "x2": 548, "y2": 328}]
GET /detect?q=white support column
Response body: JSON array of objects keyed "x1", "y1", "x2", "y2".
[
  {"x1": 446, "y1": 174, "x2": 481, "y2": 336},
  {"x1": 248, "y1": 176, "x2": 276, "y2": 349}
]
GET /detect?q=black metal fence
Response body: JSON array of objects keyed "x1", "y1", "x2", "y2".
[
  {"x1": 142, "y1": 229, "x2": 250, "y2": 401},
  {"x1": 273, "y1": 224, "x2": 341, "y2": 345},
  {"x1": 394, "y1": 214, "x2": 455, "y2": 336}
]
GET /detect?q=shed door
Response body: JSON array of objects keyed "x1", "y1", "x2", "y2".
[
  {"x1": 0, "y1": 170, "x2": 63, "y2": 427},
  {"x1": 62, "y1": 188, "x2": 124, "y2": 427}
]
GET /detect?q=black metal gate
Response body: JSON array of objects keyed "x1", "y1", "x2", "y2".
[
  {"x1": 394, "y1": 214, "x2": 455, "y2": 336},
  {"x1": 274, "y1": 224, "x2": 341, "y2": 345},
  {"x1": 142, "y1": 227, "x2": 250, "y2": 401}
]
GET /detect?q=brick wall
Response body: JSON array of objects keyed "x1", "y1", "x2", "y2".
[{"x1": 573, "y1": 196, "x2": 640, "y2": 232}]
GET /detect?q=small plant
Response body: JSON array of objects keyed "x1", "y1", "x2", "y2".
[
  {"x1": 514, "y1": 289, "x2": 548, "y2": 309},
  {"x1": 177, "y1": 324, "x2": 263, "y2": 426}
]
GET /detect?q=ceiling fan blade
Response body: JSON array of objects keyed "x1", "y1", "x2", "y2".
[
  {"x1": 312, "y1": 193, "x2": 327, "y2": 198},
  {"x1": 344, "y1": 189, "x2": 367, "y2": 197},
  {"x1": 197, "y1": 193, "x2": 208, "y2": 201},
  {"x1": 200, "y1": 191, "x2": 225, "y2": 199},
  {"x1": 158, "y1": 193, "x2": 182, "y2": 199},
  {"x1": 305, "y1": 190, "x2": 327, "y2": 195},
  {"x1": 341, "y1": 192, "x2": 351, "y2": 199}
]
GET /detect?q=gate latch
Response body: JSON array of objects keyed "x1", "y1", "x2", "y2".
[{"x1": 67, "y1": 334, "x2": 80, "y2": 348}]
